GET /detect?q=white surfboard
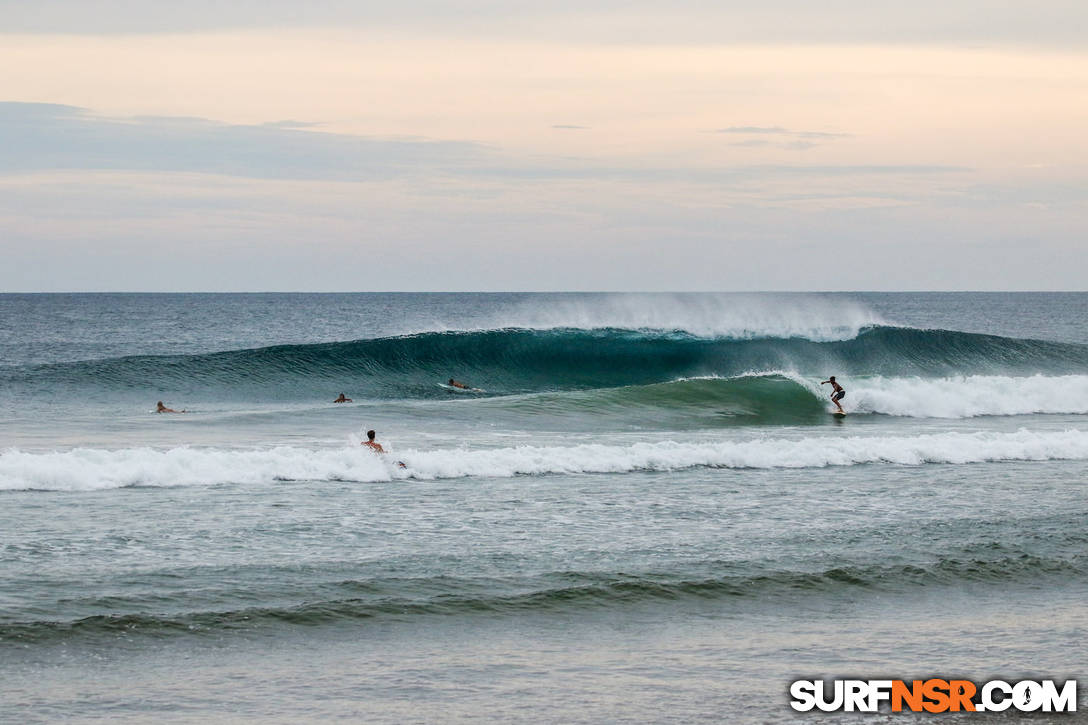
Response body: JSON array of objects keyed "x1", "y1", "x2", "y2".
[{"x1": 437, "y1": 383, "x2": 486, "y2": 393}]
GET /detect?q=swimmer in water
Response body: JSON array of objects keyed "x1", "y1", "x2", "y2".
[
  {"x1": 820, "y1": 376, "x2": 846, "y2": 413},
  {"x1": 156, "y1": 401, "x2": 184, "y2": 413},
  {"x1": 362, "y1": 429, "x2": 407, "y2": 468},
  {"x1": 334, "y1": 393, "x2": 352, "y2": 403},
  {"x1": 361, "y1": 429, "x2": 385, "y2": 453}
]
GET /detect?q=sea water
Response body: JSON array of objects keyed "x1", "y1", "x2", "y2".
[{"x1": 1, "y1": 292, "x2": 1086, "y2": 723}]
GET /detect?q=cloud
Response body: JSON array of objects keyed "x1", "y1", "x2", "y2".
[
  {"x1": 0, "y1": 102, "x2": 490, "y2": 181},
  {"x1": 717, "y1": 125, "x2": 852, "y2": 151},
  {"x1": 718, "y1": 126, "x2": 789, "y2": 134},
  {"x1": 261, "y1": 120, "x2": 323, "y2": 129},
  {"x1": 2, "y1": 1, "x2": 1086, "y2": 50},
  {"x1": 452, "y1": 163, "x2": 969, "y2": 184},
  {"x1": 717, "y1": 126, "x2": 850, "y2": 139},
  {"x1": 0, "y1": 102, "x2": 956, "y2": 182},
  {"x1": 0, "y1": 101, "x2": 83, "y2": 119},
  {"x1": 796, "y1": 131, "x2": 851, "y2": 140}
]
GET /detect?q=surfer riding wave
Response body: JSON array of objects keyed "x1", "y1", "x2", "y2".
[{"x1": 821, "y1": 376, "x2": 846, "y2": 413}]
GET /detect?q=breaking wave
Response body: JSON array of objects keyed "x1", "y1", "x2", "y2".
[
  {"x1": 4, "y1": 326, "x2": 1087, "y2": 402},
  {"x1": 4, "y1": 428, "x2": 1088, "y2": 491}
]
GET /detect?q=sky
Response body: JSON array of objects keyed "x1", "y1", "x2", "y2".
[{"x1": 1, "y1": 1, "x2": 1086, "y2": 291}]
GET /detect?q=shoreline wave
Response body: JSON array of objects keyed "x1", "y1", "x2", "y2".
[{"x1": 4, "y1": 553, "x2": 1082, "y2": 645}]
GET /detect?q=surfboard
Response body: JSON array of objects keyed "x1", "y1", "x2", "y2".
[
  {"x1": 437, "y1": 383, "x2": 485, "y2": 393},
  {"x1": 832, "y1": 411, "x2": 847, "y2": 417}
]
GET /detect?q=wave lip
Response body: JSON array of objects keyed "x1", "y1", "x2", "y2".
[{"x1": 4, "y1": 429, "x2": 1088, "y2": 491}]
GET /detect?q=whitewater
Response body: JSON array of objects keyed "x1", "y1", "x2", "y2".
[{"x1": 5, "y1": 428, "x2": 1088, "y2": 491}]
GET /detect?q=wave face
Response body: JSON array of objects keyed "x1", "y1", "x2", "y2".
[
  {"x1": 489, "y1": 374, "x2": 830, "y2": 426},
  {"x1": 4, "y1": 429, "x2": 1088, "y2": 490},
  {"x1": 5, "y1": 326, "x2": 1087, "y2": 402}
]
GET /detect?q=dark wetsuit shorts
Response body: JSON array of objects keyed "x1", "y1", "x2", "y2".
[{"x1": 833, "y1": 390, "x2": 846, "y2": 402}]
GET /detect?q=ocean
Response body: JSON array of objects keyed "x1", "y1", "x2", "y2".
[{"x1": 1, "y1": 292, "x2": 1086, "y2": 723}]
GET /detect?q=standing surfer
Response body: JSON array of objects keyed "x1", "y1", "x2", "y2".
[{"x1": 821, "y1": 376, "x2": 846, "y2": 413}]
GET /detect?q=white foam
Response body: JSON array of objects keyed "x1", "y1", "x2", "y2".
[
  {"x1": 399, "y1": 429, "x2": 1088, "y2": 479},
  {"x1": 849, "y1": 375, "x2": 1088, "y2": 418},
  {"x1": 4, "y1": 429, "x2": 1087, "y2": 491},
  {"x1": 0, "y1": 445, "x2": 393, "y2": 491}
]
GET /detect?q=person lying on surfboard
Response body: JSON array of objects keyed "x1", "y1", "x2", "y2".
[
  {"x1": 333, "y1": 393, "x2": 352, "y2": 403},
  {"x1": 448, "y1": 378, "x2": 470, "y2": 389},
  {"x1": 156, "y1": 401, "x2": 185, "y2": 413},
  {"x1": 820, "y1": 376, "x2": 846, "y2": 413}
]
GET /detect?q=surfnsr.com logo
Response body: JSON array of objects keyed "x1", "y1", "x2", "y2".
[{"x1": 789, "y1": 679, "x2": 1077, "y2": 713}]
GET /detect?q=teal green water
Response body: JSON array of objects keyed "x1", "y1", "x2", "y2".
[{"x1": 1, "y1": 293, "x2": 1087, "y2": 722}]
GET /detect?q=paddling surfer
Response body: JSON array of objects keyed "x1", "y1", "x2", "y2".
[
  {"x1": 334, "y1": 393, "x2": 352, "y2": 403},
  {"x1": 448, "y1": 378, "x2": 469, "y2": 389},
  {"x1": 820, "y1": 376, "x2": 846, "y2": 413},
  {"x1": 156, "y1": 401, "x2": 184, "y2": 413}
]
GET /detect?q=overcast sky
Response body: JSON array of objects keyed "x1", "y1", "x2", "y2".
[{"x1": 1, "y1": 1, "x2": 1086, "y2": 291}]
